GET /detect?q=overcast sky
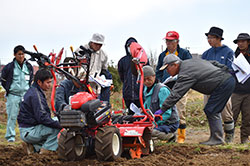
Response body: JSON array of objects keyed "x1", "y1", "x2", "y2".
[{"x1": 0, "y1": 0, "x2": 249, "y2": 65}]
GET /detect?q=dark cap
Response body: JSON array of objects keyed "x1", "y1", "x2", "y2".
[
  {"x1": 159, "y1": 54, "x2": 181, "y2": 70},
  {"x1": 205, "y1": 27, "x2": 224, "y2": 40},
  {"x1": 233, "y1": 33, "x2": 250, "y2": 44}
]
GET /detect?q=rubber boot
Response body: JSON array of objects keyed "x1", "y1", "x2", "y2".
[
  {"x1": 224, "y1": 121, "x2": 234, "y2": 143},
  {"x1": 177, "y1": 124, "x2": 186, "y2": 143},
  {"x1": 200, "y1": 113, "x2": 225, "y2": 146}
]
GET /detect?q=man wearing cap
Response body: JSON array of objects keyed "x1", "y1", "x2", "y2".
[
  {"x1": 202, "y1": 27, "x2": 235, "y2": 143},
  {"x1": 156, "y1": 31, "x2": 192, "y2": 143},
  {"x1": 76, "y1": 33, "x2": 112, "y2": 102},
  {"x1": 159, "y1": 54, "x2": 235, "y2": 145},
  {"x1": 231, "y1": 33, "x2": 250, "y2": 144},
  {"x1": 142, "y1": 65, "x2": 179, "y2": 142}
]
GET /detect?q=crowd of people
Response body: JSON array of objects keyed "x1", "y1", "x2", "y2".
[{"x1": 0, "y1": 27, "x2": 249, "y2": 155}]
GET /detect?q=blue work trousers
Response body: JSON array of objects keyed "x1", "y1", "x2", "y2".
[{"x1": 19, "y1": 121, "x2": 60, "y2": 152}]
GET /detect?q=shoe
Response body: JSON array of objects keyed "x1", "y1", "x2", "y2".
[
  {"x1": 224, "y1": 121, "x2": 234, "y2": 143},
  {"x1": 200, "y1": 113, "x2": 225, "y2": 146},
  {"x1": 157, "y1": 132, "x2": 176, "y2": 142},
  {"x1": 151, "y1": 129, "x2": 161, "y2": 137},
  {"x1": 7, "y1": 137, "x2": 15, "y2": 142},
  {"x1": 22, "y1": 142, "x2": 35, "y2": 155},
  {"x1": 225, "y1": 133, "x2": 234, "y2": 143},
  {"x1": 39, "y1": 148, "x2": 57, "y2": 155},
  {"x1": 241, "y1": 137, "x2": 250, "y2": 144}
]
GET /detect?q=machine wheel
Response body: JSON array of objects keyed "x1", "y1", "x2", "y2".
[
  {"x1": 95, "y1": 126, "x2": 122, "y2": 161},
  {"x1": 58, "y1": 130, "x2": 86, "y2": 161}
]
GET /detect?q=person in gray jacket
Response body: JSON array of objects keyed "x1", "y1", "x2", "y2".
[{"x1": 158, "y1": 54, "x2": 235, "y2": 145}]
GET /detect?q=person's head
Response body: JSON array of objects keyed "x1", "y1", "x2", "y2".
[
  {"x1": 163, "y1": 31, "x2": 179, "y2": 53},
  {"x1": 160, "y1": 54, "x2": 182, "y2": 76},
  {"x1": 34, "y1": 68, "x2": 53, "y2": 91},
  {"x1": 125, "y1": 37, "x2": 137, "y2": 56},
  {"x1": 205, "y1": 27, "x2": 224, "y2": 47},
  {"x1": 89, "y1": 33, "x2": 105, "y2": 52},
  {"x1": 233, "y1": 33, "x2": 250, "y2": 51},
  {"x1": 143, "y1": 66, "x2": 156, "y2": 88},
  {"x1": 13, "y1": 45, "x2": 25, "y2": 65}
]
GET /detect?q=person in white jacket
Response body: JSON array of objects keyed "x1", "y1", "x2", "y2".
[{"x1": 76, "y1": 33, "x2": 112, "y2": 102}]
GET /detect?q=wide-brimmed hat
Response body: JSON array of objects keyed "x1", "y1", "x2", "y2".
[
  {"x1": 90, "y1": 33, "x2": 105, "y2": 44},
  {"x1": 233, "y1": 33, "x2": 250, "y2": 44},
  {"x1": 205, "y1": 27, "x2": 224, "y2": 40},
  {"x1": 159, "y1": 54, "x2": 182, "y2": 70}
]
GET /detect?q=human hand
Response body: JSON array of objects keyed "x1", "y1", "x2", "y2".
[{"x1": 154, "y1": 109, "x2": 163, "y2": 115}]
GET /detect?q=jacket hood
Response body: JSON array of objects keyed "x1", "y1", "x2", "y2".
[{"x1": 125, "y1": 37, "x2": 137, "y2": 56}]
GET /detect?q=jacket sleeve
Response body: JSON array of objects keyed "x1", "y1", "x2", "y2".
[
  {"x1": 0, "y1": 65, "x2": 8, "y2": 90},
  {"x1": 55, "y1": 83, "x2": 67, "y2": 112},
  {"x1": 161, "y1": 74, "x2": 195, "y2": 112},
  {"x1": 183, "y1": 49, "x2": 192, "y2": 60},
  {"x1": 210, "y1": 60, "x2": 229, "y2": 71},
  {"x1": 156, "y1": 54, "x2": 164, "y2": 81},
  {"x1": 33, "y1": 89, "x2": 61, "y2": 129},
  {"x1": 118, "y1": 58, "x2": 124, "y2": 83}
]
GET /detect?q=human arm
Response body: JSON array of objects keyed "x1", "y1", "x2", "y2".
[
  {"x1": 33, "y1": 89, "x2": 61, "y2": 129},
  {"x1": 117, "y1": 58, "x2": 124, "y2": 83},
  {"x1": 156, "y1": 54, "x2": 164, "y2": 81}
]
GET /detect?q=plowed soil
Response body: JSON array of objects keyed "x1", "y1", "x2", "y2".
[
  {"x1": 1, "y1": 143, "x2": 250, "y2": 166},
  {"x1": 1, "y1": 91, "x2": 250, "y2": 166}
]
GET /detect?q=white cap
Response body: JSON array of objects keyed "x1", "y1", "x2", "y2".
[{"x1": 90, "y1": 33, "x2": 105, "y2": 45}]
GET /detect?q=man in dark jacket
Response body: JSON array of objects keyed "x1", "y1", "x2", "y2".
[
  {"x1": 156, "y1": 31, "x2": 192, "y2": 143},
  {"x1": 118, "y1": 37, "x2": 141, "y2": 114},
  {"x1": 55, "y1": 78, "x2": 83, "y2": 112},
  {"x1": 159, "y1": 54, "x2": 235, "y2": 145},
  {"x1": 18, "y1": 69, "x2": 61, "y2": 154},
  {"x1": 202, "y1": 26, "x2": 235, "y2": 143},
  {"x1": 231, "y1": 33, "x2": 250, "y2": 144},
  {"x1": 0, "y1": 45, "x2": 33, "y2": 142}
]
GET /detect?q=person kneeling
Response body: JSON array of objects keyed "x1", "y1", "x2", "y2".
[
  {"x1": 17, "y1": 68, "x2": 62, "y2": 155},
  {"x1": 142, "y1": 66, "x2": 179, "y2": 142}
]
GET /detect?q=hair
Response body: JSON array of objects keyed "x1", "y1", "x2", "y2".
[
  {"x1": 34, "y1": 68, "x2": 53, "y2": 83},
  {"x1": 14, "y1": 45, "x2": 25, "y2": 54}
]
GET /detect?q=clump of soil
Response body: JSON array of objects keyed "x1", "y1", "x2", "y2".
[{"x1": 0, "y1": 144, "x2": 250, "y2": 166}]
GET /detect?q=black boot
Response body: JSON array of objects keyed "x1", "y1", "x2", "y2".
[{"x1": 200, "y1": 113, "x2": 225, "y2": 146}]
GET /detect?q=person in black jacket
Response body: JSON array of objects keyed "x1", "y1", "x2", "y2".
[
  {"x1": 18, "y1": 69, "x2": 61, "y2": 154},
  {"x1": 118, "y1": 37, "x2": 141, "y2": 114},
  {"x1": 0, "y1": 45, "x2": 33, "y2": 142},
  {"x1": 231, "y1": 33, "x2": 250, "y2": 144}
]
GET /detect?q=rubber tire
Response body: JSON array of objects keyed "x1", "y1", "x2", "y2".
[
  {"x1": 58, "y1": 130, "x2": 86, "y2": 161},
  {"x1": 95, "y1": 126, "x2": 122, "y2": 161}
]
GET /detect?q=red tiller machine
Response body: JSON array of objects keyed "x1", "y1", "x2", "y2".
[{"x1": 25, "y1": 42, "x2": 156, "y2": 161}]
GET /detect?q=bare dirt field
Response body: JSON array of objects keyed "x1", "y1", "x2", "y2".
[{"x1": 0, "y1": 90, "x2": 250, "y2": 166}]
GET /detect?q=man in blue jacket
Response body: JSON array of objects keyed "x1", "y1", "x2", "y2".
[
  {"x1": 1, "y1": 45, "x2": 33, "y2": 142},
  {"x1": 118, "y1": 37, "x2": 141, "y2": 115},
  {"x1": 156, "y1": 31, "x2": 192, "y2": 143},
  {"x1": 18, "y1": 69, "x2": 61, "y2": 154},
  {"x1": 202, "y1": 26, "x2": 235, "y2": 143}
]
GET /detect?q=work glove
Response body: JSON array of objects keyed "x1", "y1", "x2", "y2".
[
  {"x1": 154, "y1": 109, "x2": 163, "y2": 122},
  {"x1": 154, "y1": 109, "x2": 163, "y2": 115}
]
